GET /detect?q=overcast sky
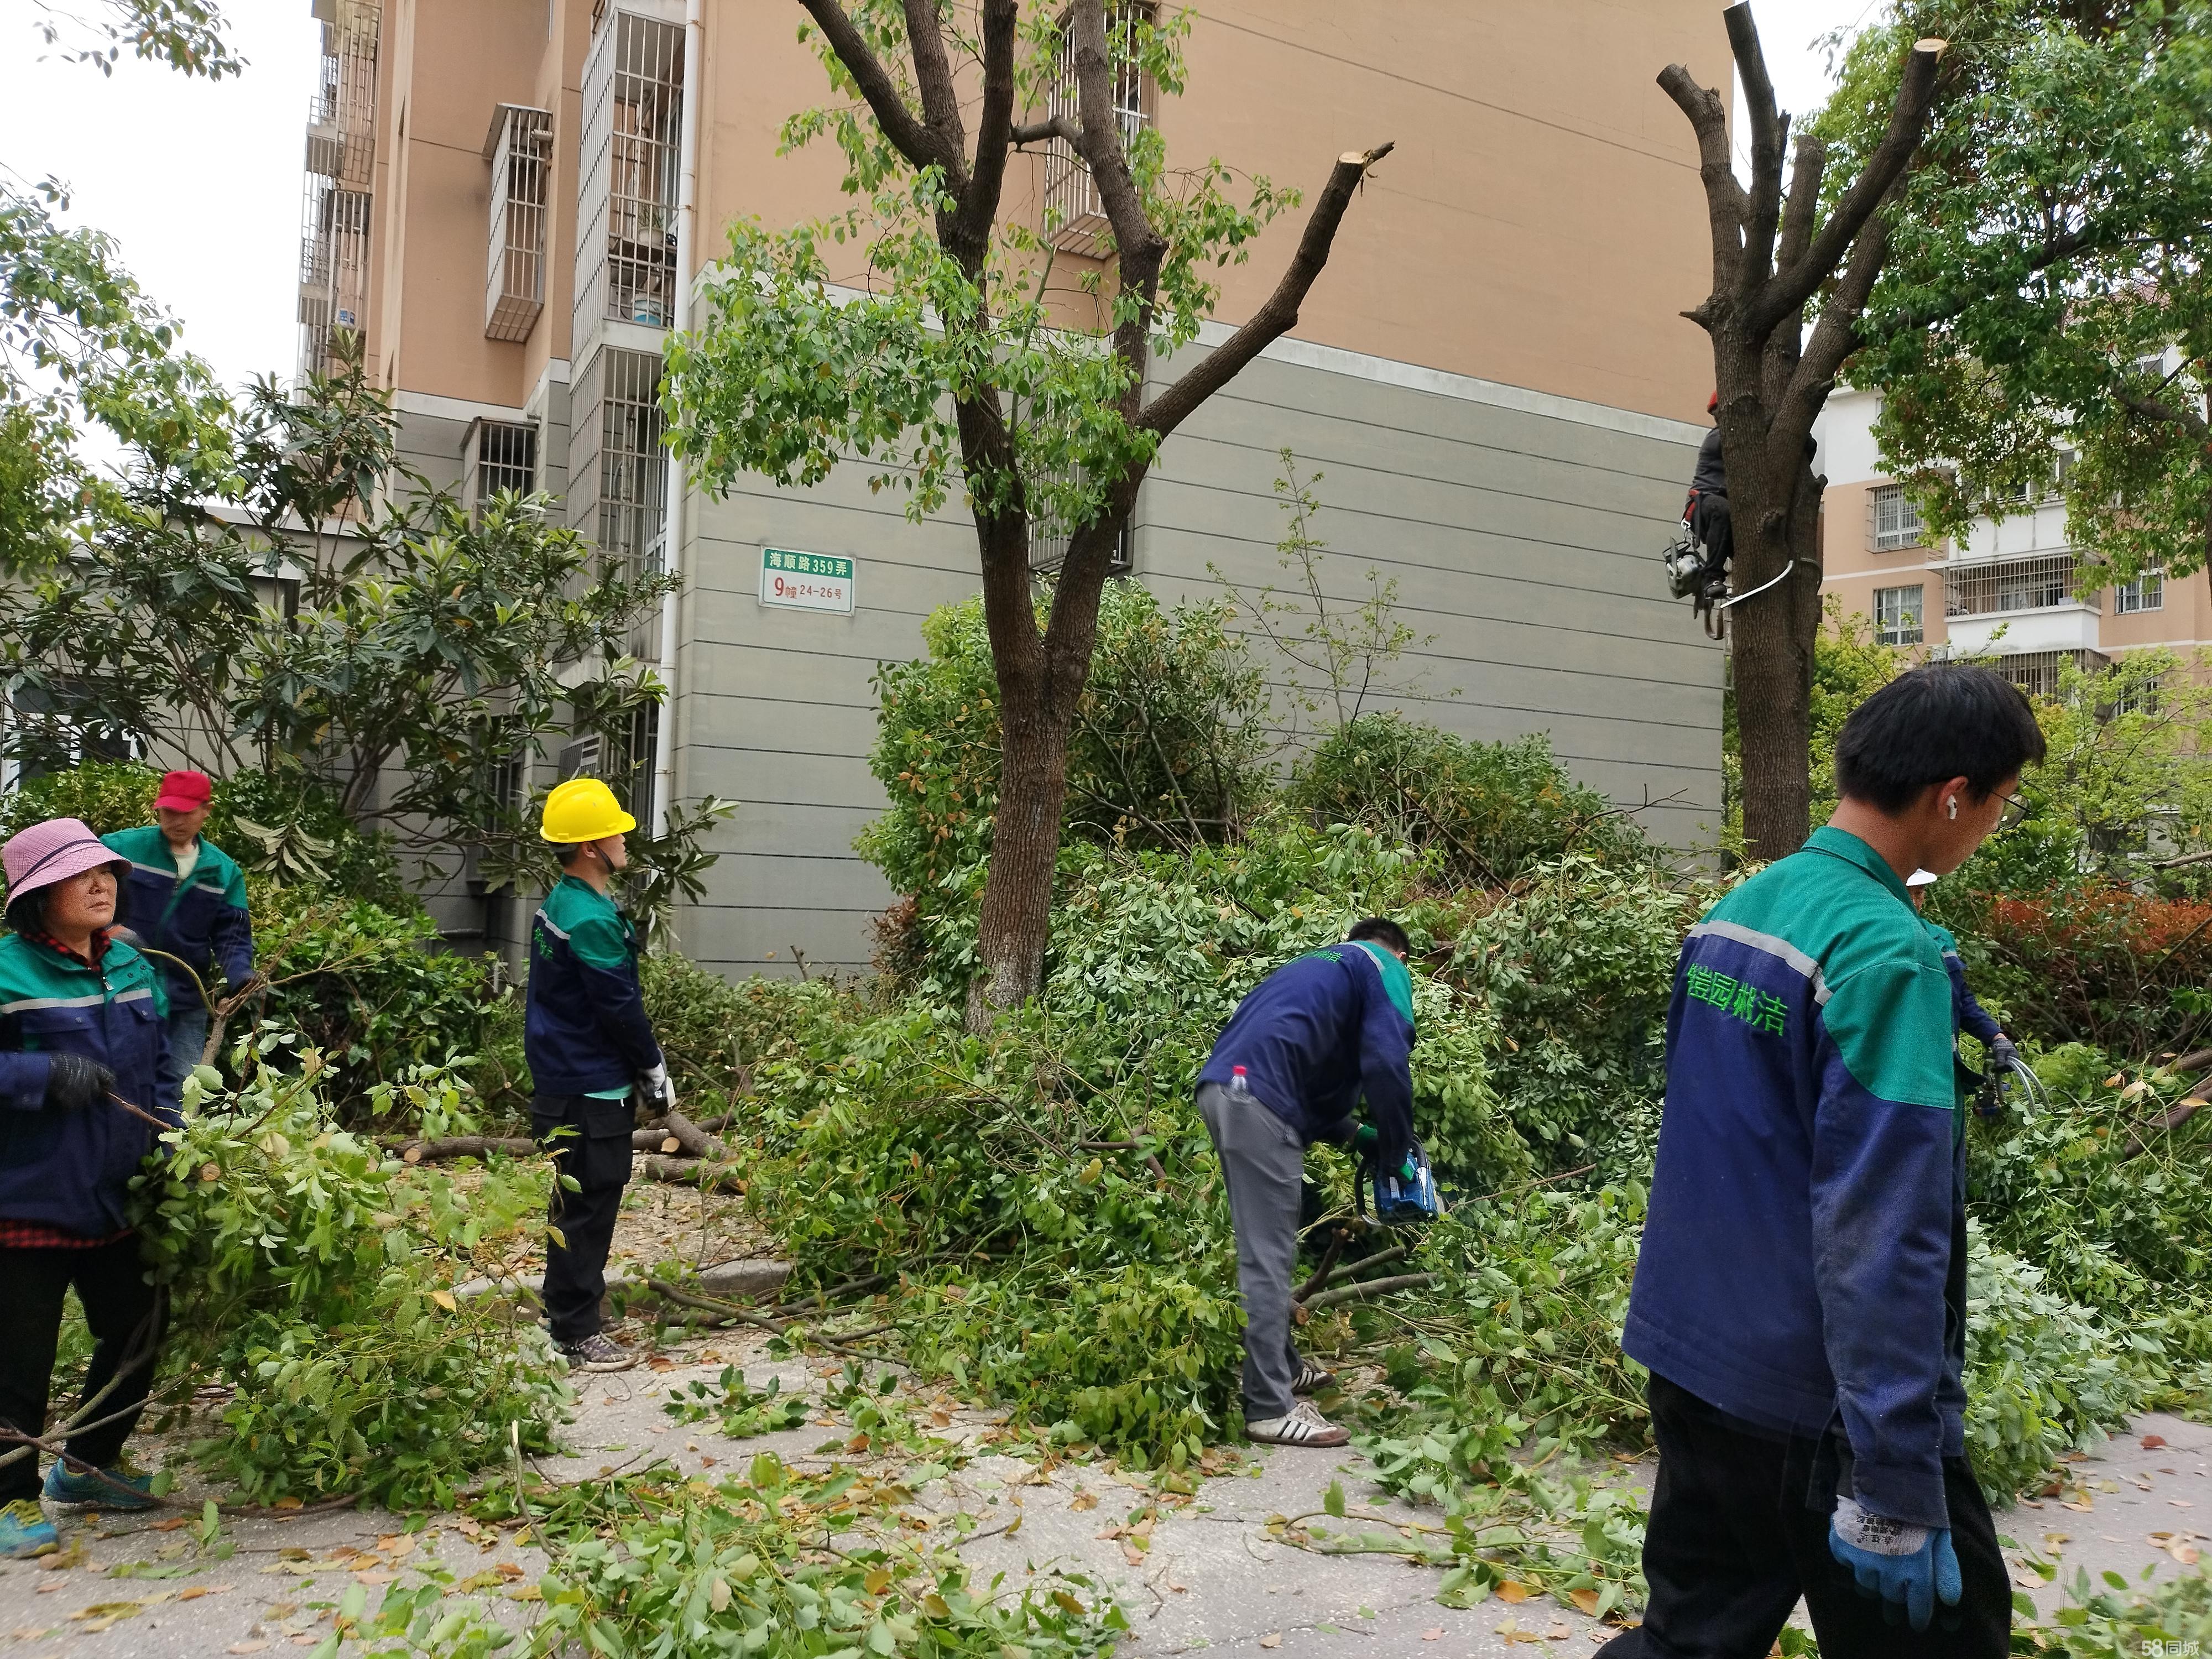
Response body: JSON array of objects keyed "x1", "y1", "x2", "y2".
[{"x1": 0, "y1": 2, "x2": 1876, "y2": 400}]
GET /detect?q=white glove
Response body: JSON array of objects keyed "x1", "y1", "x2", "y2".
[
  {"x1": 1829, "y1": 1496, "x2": 1929, "y2": 1557},
  {"x1": 639, "y1": 1062, "x2": 674, "y2": 1117}
]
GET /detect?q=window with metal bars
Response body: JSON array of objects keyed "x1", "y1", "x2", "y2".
[
  {"x1": 486, "y1": 106, "x2": 553, "y2": 342},
  {"x1": 1041, "y1": 4, "x2": 1154, "y2": 254},
  {"x1": 607, "y1": 15, "x2": 682, "y2": 326},
  {"x1": 472, "y1": 420, "x2": 538, "y2": 511},
  {"x1": 1026, "y1": 467, "x2": 1135, "y2": 577},
  {"x1": 1994, "y1": 649, "x2": 2107, "y2": 703},
  {"x1": 598, "y1": 348, "x2": 666, "y2": 573},
  {"x1": 1943, "y1": 554, "x2": 2088, "y2": 618},
  {"x1": 1870, "y1": 484, "x2": 1923, "y2": 551},
  {"x1": 1873, "y1": 584, "x2": 1924, "y2": 646}
]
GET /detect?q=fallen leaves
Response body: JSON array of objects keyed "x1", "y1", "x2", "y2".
[
  {"x1": 1258, "y1": 1634, "x2": 1282, "y2": 1650},
  {"x1": 2143, "y1": 1433, "x2": 2168, "y2": 1451}
]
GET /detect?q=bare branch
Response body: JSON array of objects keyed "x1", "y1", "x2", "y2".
[
  {"x1": 1011, "y1": 115, "x2": 1079, "y2": 148},
  {"x1": 1725, "y1": 3, "x2": 1789, "y2": 296},
  {"x1": 1139, "y1": 143, "x2": 1396, "y2": 443},
  {"x1": 1757, "y1": 36, "x2": 1944, "y2": 334},
  {"x1": 796, "y1": 0, "x2": 955, "y2": 178},
  {"x1": 1783, "y1": 197, "x2": 1894, "y2": 440},
  {"x1": 1777, "y1": 133, "x2": 1825, "y2": 277},
  {"x1": 1656, "y1": 62, "x2": 1749, "y2": 303}
]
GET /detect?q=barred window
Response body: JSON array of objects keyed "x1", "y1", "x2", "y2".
[
  {"x1": 607, "y1": 14, "x2": 682, "y2": 326},
  {"x1": 598, "y1": 348, "x2": 666, "y2": 573},
  {"x1": 1873, "y1": 585, "x2": 1924, "y2": 647},
  {"x1": 473, "y1": 420, "x2": 538, "y2": 508},
  {"x1": 1871, "y1": 484, "x2": 1923, "y2": 551}
]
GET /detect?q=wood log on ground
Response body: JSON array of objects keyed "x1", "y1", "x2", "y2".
[
  {"x1": 636, "y1": 1154, "x2": 745, "y2": 1193},
  {"x1": 660, "y1": 1108, "x2": 732, "y2": 1162}
]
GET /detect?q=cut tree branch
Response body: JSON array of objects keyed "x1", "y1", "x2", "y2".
[
  {"x1": 1655, "y1": 65, "x2": 1748, "y2": 295},
  {"x1": 1010, "y1": 115, "x2": 1078, "y2": 147},
  {"x1": 1727, "y1": 3, "x2": 1790, "y2": 299},
  {"x1": 1140, "y1": 143, "x2": 1395, "y2": 442}
]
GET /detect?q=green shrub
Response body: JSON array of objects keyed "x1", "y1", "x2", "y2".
[
  {"x1": 857, "y1": 584, "x2": 1270, "y2": 979},
  {"x1": 249, "y1": 879, "x2": 500, "y2": 1119},
  {"x1": 1963, "y1": 1231, "x2": 2150, "y2": 1502},
  {"x1": 1287, "y1": 716, "x2": 1651, "y2": 885},
  {"x1": 137, "y1": 1052, "x2": 567, "y2": 1505}
]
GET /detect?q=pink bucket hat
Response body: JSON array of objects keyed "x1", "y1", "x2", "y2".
[{"x1": 2, "y1": 817, "x2": 128, "y2": 905}]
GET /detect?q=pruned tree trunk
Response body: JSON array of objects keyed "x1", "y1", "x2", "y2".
[{"x1": 1660, "y1": 4, "x2": 1944, "y2": 862}]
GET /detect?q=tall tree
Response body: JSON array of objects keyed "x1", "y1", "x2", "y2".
[
  {"x1": 666, "y1": 0, "x2": 1388, "y2": 1027},
  {"x1": 1659, "y1": 4, "x2": 1945, "y2": 861},
  {"x1": 1840, "y1": 1, "x2": 2212, "y2": 598}
]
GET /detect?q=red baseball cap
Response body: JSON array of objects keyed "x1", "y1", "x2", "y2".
[{"x1": 153, "y1": 770, "x2": 214, "y2": 812}]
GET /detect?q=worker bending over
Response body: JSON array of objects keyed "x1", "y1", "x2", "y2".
[
  {"x1": 1197, "y1": 918, "x2": 1417, "y2": 1448},
  {"x1": 524, "y1": 778, "x2": 671, "y2": 1374},
  {"x1": 1603, "y1": 667, "x2": 2044, "y2": 1658}
]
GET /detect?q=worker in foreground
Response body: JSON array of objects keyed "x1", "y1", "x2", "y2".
[
  {"x1": 102, "y1": 770, "x2": 257, "y2": 1089},
  {"x1": 0, "y1": 818, "x2": 181, "y2": 1558},
  {"x1": 1602, "y1": 666, "x2": 2045, "y2": 1658},
  {"x1": 1197, "y1": 918, "x2": 1418, "y2": 1448},
  {"x1": 524, "y1": 778, "x2": 671, "y2": 1374}
]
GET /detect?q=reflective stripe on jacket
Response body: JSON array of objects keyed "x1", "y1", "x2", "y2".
[
  {"x1": 0, "y1": 932, "x2": 176, "y2": 1237},
  {"x1": 1623, "y1": 826, "x2": 1966, "y2": 1531}
]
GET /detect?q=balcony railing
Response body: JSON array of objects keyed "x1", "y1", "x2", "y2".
[{"x1": 1943, "y1": 553, "x2": 2095, "y2": 619}]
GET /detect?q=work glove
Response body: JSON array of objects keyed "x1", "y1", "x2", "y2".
[
  {"x1": 1989, "y1": 1035, "x2": 2020, "y2": 1076},
  {"x1": 1827, "y1": 1496, "x2": 1962, "y2": 1631},
  {"x1": 637, "y1": 1062, "x2": 674, "y2": 1120},
  {"x1": 46, "y1": 1053, "x2": 117, "y2": 1114}
]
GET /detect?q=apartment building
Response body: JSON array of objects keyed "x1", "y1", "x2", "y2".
[
  {"x1": 296, "y1": 0, "x2": 1731, "y2": 975},
  {"x1": 1818, "y1": 387, "x2": 2211, "y2": 696}
]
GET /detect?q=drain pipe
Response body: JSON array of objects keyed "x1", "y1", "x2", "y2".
[{"x1": 650, "y1": 0, "x2": 703, "y2": 836}]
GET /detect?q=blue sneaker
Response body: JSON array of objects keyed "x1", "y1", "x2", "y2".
[
  {"x1": 43, "y1": 1458, "x2": 158, "y2": 1510},
  {"x1": 0, "y1": 1499, "x2": 58, "y2": 1558}
]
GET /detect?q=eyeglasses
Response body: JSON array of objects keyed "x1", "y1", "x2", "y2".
[{"x1": 1992, "y1": 790, "x2": 2031, "y2": 836}]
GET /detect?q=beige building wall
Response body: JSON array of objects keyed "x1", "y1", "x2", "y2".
[
  {"x1": 1815, "y1": 388, "x2": 2212, "y2": 684},
  {"x1": 300, "y1": 1, "x2": 1733, "y2": 967}
]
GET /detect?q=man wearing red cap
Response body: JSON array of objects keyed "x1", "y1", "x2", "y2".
[{"x1": 102, "y1": 771, "x2": 257, "y2": 1088}]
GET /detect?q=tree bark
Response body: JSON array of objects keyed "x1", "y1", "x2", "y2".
[{"x1": 1659, "y1": 7, "x2": 1944, "y2": 862}]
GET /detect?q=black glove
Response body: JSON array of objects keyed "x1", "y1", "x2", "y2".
[{"x1": 46, "y1": 1053, "x2": 116, "y2": 1113}]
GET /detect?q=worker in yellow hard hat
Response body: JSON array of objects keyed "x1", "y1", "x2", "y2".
[{"x1": 523, "y1": 778, "x2": 669, "y2": 1373}]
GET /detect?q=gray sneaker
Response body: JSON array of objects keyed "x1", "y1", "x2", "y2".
[{"x1": 557, "y1": 1332, "x2": 638, "y2": 1373}]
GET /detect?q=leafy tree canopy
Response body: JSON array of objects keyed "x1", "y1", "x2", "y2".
[{"x1": 1828, "y1": 0, "x2": 2212, "y2": 581}]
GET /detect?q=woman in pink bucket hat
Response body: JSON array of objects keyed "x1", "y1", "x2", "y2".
[{"x1": 0, "y1": 817, "x2": 180, "y2": 1558}]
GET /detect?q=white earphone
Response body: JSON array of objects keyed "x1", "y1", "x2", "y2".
[{"x1": 1947, "y1": 798, "x2": 1958, "y2": 820}]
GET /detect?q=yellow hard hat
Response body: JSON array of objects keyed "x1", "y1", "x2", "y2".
[{"x1": 541, "y1": 777, "x2": 638, "y2": 844}]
